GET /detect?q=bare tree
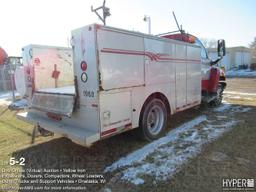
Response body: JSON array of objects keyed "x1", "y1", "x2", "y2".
[
  {"x1": 249, "y1": 37, "x2": 256, "y2": 49},
  {"x1": 200, "y1": 38, "x2": 217, "y2": 48},
  {"x1": 249, "y1": 37, "x2": 256, "y2": 58},
  {"x1": 249, "y1": 37, "x2": 256, "y2": 70},
  {"x1": 249, "y1": 37, "x2": 256, "y2": 64}
]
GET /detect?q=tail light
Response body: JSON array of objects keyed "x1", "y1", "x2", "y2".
[{"x1": 81, "y1": 61, "x2": 87, "y2": 71}]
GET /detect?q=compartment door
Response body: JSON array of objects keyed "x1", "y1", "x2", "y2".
[
  {"x1": 97, "y1": 29, "x2": 145, "y2": 90},
  {"x1": 175, "y1": 45, "x2": 187, "y2": 108},
  {"x1": 100, "y1": 91, "x2": 132, "y2": 137}
]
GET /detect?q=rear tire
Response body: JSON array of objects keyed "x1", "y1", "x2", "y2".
[{"x1": 139, "y1": 98, "x2": 167, "y2": 141}]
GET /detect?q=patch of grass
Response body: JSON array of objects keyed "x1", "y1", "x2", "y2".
[
  {"x1": 134, "y1": 108, "x2": 256, "y2": 192},
  {"x1": 0, "y1": 106, "x2": 33, "y2": 160},
  {"x1": 0, "y1": 106, "x2": 147, "y2": 192},
  {"x1": 0, "y1": 106, "x2": 33, "y2": 191}
]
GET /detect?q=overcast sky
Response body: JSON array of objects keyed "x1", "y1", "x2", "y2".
[{"x1": 0, "y1": 0, "x2": 255, "y2": 55}]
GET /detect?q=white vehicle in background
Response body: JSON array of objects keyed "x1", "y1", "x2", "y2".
[
  {"x1": 17, "y1": 24, "x2": 225, "y2": 147},
  {"x1": 15, "y1": 45, "x2": 73, "y2": 100}
]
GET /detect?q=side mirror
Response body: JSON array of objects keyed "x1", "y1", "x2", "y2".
[{"x1": 217, "y1": 39, "x2": 226, "y2": 57}]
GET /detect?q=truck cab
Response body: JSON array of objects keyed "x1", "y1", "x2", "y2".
[{"x1": 159, "y1": 33, "x2": 226, "y2": 106}]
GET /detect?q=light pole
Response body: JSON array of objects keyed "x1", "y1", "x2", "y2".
[{"x1": 143, "y1": 15, "x2": 151, "y2": 34}]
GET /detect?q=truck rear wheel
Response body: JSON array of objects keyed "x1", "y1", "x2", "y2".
[{"x1": 139, "y1": 98, "x2": 167, "y2": 141}]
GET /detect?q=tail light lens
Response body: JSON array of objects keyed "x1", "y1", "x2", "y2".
[{"x1": 81, "y1": 61, "x2": 87, "y2": 71}]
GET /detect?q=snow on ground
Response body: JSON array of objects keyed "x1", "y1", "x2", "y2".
[
  {"x1": 105, "y1": 115, "x2": 207, "y2": 173},
  {"x1": 105, "y1": 104, "x2": 251, "y2": 185},
  {"x1": 8, "y1": 99, "x2": 28, "y2": 110},
  {"x1": 226, "y1": 69, "x2": 256, "y2": 77},
  {"x1": 214, "y1": 103, "x2": 231, "y2": 112},
  {"x1": 0, "y1": 91, "x2": 19, "y2": 106},
  {"x1": 230, "y1": 106, "x2": 252, "y2": 113}
]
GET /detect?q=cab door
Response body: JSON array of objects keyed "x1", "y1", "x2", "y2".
[{"x1": 195, "y1": 39, "x2": 211, "y2": 81}]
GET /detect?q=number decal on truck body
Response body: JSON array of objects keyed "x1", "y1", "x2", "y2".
[{"x1": 83, "y1": 90, "x2": 94, "y2": 98}]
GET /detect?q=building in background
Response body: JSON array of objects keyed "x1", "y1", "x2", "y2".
[{"x1": 207, "y1": 46, "x2": 252, "y2": 70}]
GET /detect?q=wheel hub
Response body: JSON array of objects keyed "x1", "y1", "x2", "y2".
[{"x1": 147, "y1": 105, "x2": 164, "y2": 136}]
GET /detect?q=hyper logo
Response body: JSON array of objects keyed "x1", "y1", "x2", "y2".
[{"x1": 222, "y1": 178, "x2": 254, "y2": 190}]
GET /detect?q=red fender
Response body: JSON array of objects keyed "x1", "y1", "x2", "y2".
[
  {"x1": 208, "y1": 68, "x2": 220, "y2": 92},
  {"x1": 201, "y1": 67, "x2": 220, "y2": 93}
]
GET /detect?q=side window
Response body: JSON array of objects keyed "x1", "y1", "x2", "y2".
[
  {"x1": 194, "y1": 39, "x2": 208, "y2": 59},
  {"x1": 200, "y1": 47, "x2": 207, "y2": 59}
]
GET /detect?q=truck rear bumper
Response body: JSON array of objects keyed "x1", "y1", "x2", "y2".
[{"x1": 17, "y1": 112, "x2": 100, "y2": 147}]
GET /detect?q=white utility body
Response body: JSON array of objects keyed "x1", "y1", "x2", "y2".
[{"x1": 18, "y1": 24, "x2": 201, "y2": 147}]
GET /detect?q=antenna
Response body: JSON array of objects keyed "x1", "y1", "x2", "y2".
[
  {"x1": 172, "y1": 11, "x2": 184, "y2": 34},
  {"x1": 91, "y1": 0, "x2": 111, "y2": 26}
]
